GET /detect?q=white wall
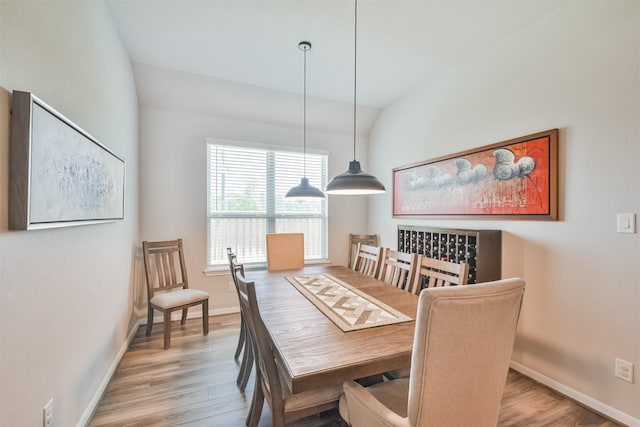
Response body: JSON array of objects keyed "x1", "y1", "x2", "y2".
[
  {"x1": 137, "y1": 64, "x2": 373, "y2": 313},
  {"x1": 368, "y1": 1, "x2": 639, "y2": 422},
  {"x1": 0, "y1": 2, "x2": 139, "y2": 426}
]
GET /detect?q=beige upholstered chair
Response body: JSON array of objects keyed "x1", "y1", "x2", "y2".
[
  {"x1": 352, "y1": 243, "x2": 383, "y2": 277},
  {"x1": 142, "y1": 239, "x2": 209, "y2": 349},
  {"x1": 348, "y1": 234, "x2": 378, "y2": 269},
  {"x1": 235, "y1": 272, "x2": 343, "y2": 427},
  {"x1": 226, "y1": 248, "x2": 253, "y2": 392},
  {"x1": 339, "y1": 278, "x2": 525, "y2": 427},
  {"x1": 266, "y1": 233, "x2": 304, "y2": 271},
  {"x1": 407, "y1": 256, "x2": 470, "y2": 294},
  {"x1": 377, "y1": 249, "x2": 419, "y2": 291}
]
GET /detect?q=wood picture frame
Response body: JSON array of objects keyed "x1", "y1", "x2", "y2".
[
  {"x1": 9, "y1": 91, "x2": 125, "y2": 230},
  {"x1": 392, "y1": 129, "x2": 558, "y2": 220}
]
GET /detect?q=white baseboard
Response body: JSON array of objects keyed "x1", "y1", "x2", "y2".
[
  {"x1": 77, "y1": 307, "x2": 240, "y2": 426},
  {"x1": 76, "y1": 318, "x2": 142, "y2": 427},
  {"x1": 510, "y1": 360, "x2": 640, "y2": 427}
]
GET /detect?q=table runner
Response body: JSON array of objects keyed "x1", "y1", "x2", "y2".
[{"x1": 285, "y1": 273, "x2": 413, "y2": 332}]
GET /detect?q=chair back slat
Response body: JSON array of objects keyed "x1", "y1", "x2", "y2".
[
  {"x1": 348, "y1": 234, "x2": 378, "y2": 270},
  {"x1": 352, "y1": 243, "x2": 383, "y2": 277},
  {"x1": 142, "y1": 240, "x2": 188, "y2": 297},
  {"x1": 378, "y1": 249, "x2": 418, "y2": 291},
  {"x1": 407, "y1": 256, "x2": 469, "y2": 294}
]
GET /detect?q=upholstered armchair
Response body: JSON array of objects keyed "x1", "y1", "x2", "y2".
[{"x1": 339, "y1": 278, "x2": 525, "y2": 427}]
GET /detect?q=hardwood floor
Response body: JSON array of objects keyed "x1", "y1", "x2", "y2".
[{"x1": 89, "y1": 314, "x2": 620, "y2": 427}]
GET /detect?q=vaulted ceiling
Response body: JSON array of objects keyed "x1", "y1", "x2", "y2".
[{"x1": 105, "y1": 0, "x2": 561, "y2": 109}]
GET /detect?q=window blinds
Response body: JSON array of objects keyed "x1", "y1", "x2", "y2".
[{"x1": 207, "y1": 143, "x2": 328, "y2": 266}]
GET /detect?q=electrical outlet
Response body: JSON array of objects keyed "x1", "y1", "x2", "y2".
[
  {"x1": 43, "y1": 398, "x2": 54, "y2": 427},
  {"x1": 615, "y1": 358, "x2": 634, "y2": 383}
]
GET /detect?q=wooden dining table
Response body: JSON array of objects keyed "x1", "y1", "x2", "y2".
[{"x1": 247, "y1": 265, "x2": 419, "y2": 394}]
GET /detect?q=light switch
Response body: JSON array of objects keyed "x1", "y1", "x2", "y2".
[{"x1": 616, "y1": 213, "x2": 636, "y2": 234}]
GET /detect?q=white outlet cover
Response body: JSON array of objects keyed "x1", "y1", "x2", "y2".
[
  {"x1": 616, "y1": 213, "x2": 636, "y2": 233},
  {"x1": 43, "y1": 398, "x2": 54, "y2": 427},
  {"x1": 615, "y1": 358, "x2": 634, "y2": 383}
]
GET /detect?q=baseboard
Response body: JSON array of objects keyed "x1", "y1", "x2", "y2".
[
  {"x1": 76, "y1": 318, "x2": 143, "y2": 427},
  {"x1": 510, "y1": 361, "x2": 640, "y2": 427}
]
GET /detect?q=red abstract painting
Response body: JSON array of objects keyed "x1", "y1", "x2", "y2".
[{"x1": 393, "y1": 129, "x2": 558, "y2": 220}]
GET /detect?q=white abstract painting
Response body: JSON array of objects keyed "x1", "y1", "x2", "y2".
[{"x1": 29, "y1": 103, "x2": 125, "y2": 224}]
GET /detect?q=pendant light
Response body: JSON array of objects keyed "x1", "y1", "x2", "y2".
[
  {"x1": 325, "y1": 0, "x2": 385, "y2": 195},
  {"x1": 285, "y1": 41, "x2": 326, "y2": 199}
]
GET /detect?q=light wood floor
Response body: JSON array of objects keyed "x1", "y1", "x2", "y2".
[{"x1": 89, "y1": 314, "x2": 620, "y2": 427}]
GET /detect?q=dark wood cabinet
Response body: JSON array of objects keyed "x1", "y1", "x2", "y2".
[{"x1": 397, "y1": 225, "x2": 501, "y2": 284}]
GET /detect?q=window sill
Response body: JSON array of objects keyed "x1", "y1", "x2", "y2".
[{"x1": 203, "y1": 259, "x2": 332, "y2": 277}]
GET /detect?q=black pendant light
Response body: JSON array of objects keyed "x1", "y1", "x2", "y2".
[
  {"x1": 325, "y1": 0, "x2": 385, "y2": 195},
  {"x1": 285, "y1": 41, "x2": 325, "y2": 199}
]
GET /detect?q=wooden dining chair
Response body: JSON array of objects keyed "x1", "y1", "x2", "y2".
[
  {"x1": 339, "y1": 278, "x2": 526, "y2": 427},
  {"x1": 226, "y1": 248, "x2": 253, "y2": 392},
  {"x1": 266, "y1": 233, "x2": 304, "y2": 271},
  {"x1": 352, "y1": 243, "x2": 383, "y2": 277},
  {"x1": 226, "y1": 248, "x2": 245, "y2": 361},
  {"x1": 348, "y1": 233, "x2": 378, "y2": 270},
  {"x1": 377, "y1": 248, "x2": 419, "y2": 292},
  {"x1": 407, "y1": 256, "x2": 470, "y2": 294},
  {"x1": 142, "y1": 239, "x2": 209, "y2": 349},
  {"x1": 235, "y1": 272, "x2": 343, "y2": 427}
]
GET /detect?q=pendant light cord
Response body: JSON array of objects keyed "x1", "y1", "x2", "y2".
[
  {"x1": 353, "y1": 0, "x2": 358, "y2": 161},
  {"x1": 303, "y1": 45, "x2": 307, "y2": 177}
]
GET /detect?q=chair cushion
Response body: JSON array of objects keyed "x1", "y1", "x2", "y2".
[
  {"x1": 150, "y1": 289, "x2": 208, "y2": 309},
  {"x1": 365, "y1": 378, "x2": 409, "y2": 417},
  {"x1": 283, "y1": 381, "x2": 343, "y2": 412},
  {"x1": 385, "y1": 367, "x2": 411, "y2": 380},
  {"x1": 339, "y1": 379, "x2": 411, "y2": 427}
]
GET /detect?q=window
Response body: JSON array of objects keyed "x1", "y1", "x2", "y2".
[{"x1": 207, "y1": 140, "x2": 328, "y2": 266}]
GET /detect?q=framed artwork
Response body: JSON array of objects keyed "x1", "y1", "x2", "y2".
[
  {"x1": 392, "y1": 129, "x2": 558, "y2": 220},
  {"x1": 9, "y1": 91, "x2": 125, "y2": 230}
]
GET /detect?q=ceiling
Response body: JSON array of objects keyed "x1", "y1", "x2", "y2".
[{"x1": 105, "y1": 0, "x2": 561, "y2": 109}]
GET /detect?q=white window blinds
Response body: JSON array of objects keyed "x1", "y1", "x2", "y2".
[{"x1": 207, "y1": 141, "x2": 328, "y2": 266}]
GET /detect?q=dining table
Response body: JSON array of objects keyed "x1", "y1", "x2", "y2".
[{"x1": 247, "y1": 265, "x2": 419, "y2": 394}]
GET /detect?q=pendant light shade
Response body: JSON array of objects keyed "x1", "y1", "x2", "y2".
[
  {"x1": 285, "y1": 41, "x2": 325, "y2": 199},
  {"x1": 325, "y1": 0, "x2": 385, "y2": 196},
  {"x1": 324, "y1": 161, "x2": 385, "y2": 195},
  {"x1": 286, "y1": 177, "x2": 326, "y2": 198}
]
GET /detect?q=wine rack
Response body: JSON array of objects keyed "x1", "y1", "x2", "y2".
[{"x1": 397, "y1": 225, "x2": 501, "y2": 284}]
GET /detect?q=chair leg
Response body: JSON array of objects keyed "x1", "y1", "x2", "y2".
[
  {"x1": 202, "y1": 299, "x2": 209, "y2": 335},
  {"x1": 246, "y1": 374, "x2": 264, "y2": 427},
  {"x1": 234, "y1": 315, "x2": 247, "y2": 361},
  {"x1": 181, "y1": 308, "x2": 188, "y2": 325},
  {"x1": 163, "y1": 311, "x2": 171, "y2": 350},
  {"x1": 237, "y1": 335, "x2": 253, "y2": 391},
  {"x1": 145, "y1": 307, "x2": 154, "y2": 336}
]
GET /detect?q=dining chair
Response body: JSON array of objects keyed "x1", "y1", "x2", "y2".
[
  {"x1": 235, "y1": 272, "x2": 343, "y2": 427},
  {"x1": 407, "y1": 256, "x2": 470, "y2": 294},
  {"x1": 226, "y1": 248, "x2": 253, "y2": 392},
  {"x1": 348, "y1": 233, "x2": 378, "y2": 270},
  {"x1": 266, "y1": 233, "x2": 304, "y2": 271},
  {"x1": 339, "y1": 278, "x2": 525, "y2": 427},
  {"x1": 352, "y1": 243, "x2": 383, "y2": 277},
  {"x1": 142, "y1": 239, "x2": 209, "y2": 349},
  {"x1": 377, "y1": 248, "x2": 419, "y2": 292},
  {"x1": 227, "y1": 248, "x2": 245, "y2": 361}
]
